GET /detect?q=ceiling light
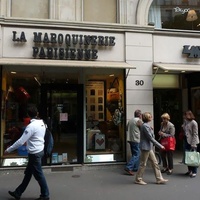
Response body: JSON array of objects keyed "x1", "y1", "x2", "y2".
[
  {"x1": 109, "y1": 74, "x2": 115, "y2": 77},
  {"x1": 181, "y1": 71, "x2": 186, "y2": 73},
  {"x1": 11, "y1": 71, "x2": 16, "y2": 74}
]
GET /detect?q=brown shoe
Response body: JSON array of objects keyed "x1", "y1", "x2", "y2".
[
  {"x1": 135, "y1": 180, "x2": 147, "y2": 185},
  {"x1": 124, "y1": 168, "x2": 134, "y2": 176},
  {"x1": 156, "y1": 179, "x2": 168, "y2": 184}
]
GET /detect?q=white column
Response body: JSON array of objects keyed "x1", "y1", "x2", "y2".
[
  {"x1": 0, "y1": 0, "x2": 11, "y2": 17},
  {"x1": 49, "y1": 0, "x2": 57, "y2": 19}
]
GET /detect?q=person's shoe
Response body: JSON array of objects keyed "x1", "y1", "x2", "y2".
[
  {"x1": 190, "y1": 173, "x2": 196, "y2": 178},
  {"x1": 135, "y1": 180, "x2": 147, "y2": 185},
  {"x1": 185, "y1": 171, "x2": 192, "y2": 176},
  {"x1": 167, "y1": 170, "x2": 173, "y2": 175},
  {"x1": 8, "y1": 191, "x2": 20, "y2": 200},
  {"x1": 35, "y1": 197, "x2": 50, "y2": 200},
  {"x1": 156, "y1": 179, "x2": 168, "y2": 184},
  {"x1": 161, "y1": 168, "x2": 168, "y2": 173},
  {"x1": 124, "y1": 168, "x2": 134, "y2": 176}
]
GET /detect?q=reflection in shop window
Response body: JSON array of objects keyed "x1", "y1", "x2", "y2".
[
  {"x1": 149, "y1": 0, "x2": 200, "y2": 31},
  {"x1": 3, "y1": 158, "x2": 28, "y2": 167}
]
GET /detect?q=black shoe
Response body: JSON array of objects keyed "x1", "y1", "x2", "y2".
[
  {"x1": 8, "y1": 191, "x2": 20, "y2": 200},
  {"x1": 35, "y1": 197, "x2": 50, "y2": 200},
  {"x1": 161, "y1": 168, "x2": 168, "y2": 173},
  {"x1": 185, "y1": 171, "x2": 192, "y2": 176},
  {"x1": 167, "y1": 170, "x2": 173, "y2": 175}
]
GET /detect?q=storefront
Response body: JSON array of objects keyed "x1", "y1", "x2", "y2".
[
  {"x1": 3, "y1": 18, "x2": 199, "y2": 168},
  {"x1": 152, "y1": 31, "x2": 200, "y2": 150},
  {"x1": 0, "y1": 19, "x2": 151, "y2": 167}
]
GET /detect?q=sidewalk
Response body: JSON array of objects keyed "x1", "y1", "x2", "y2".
[{"x1": 1, "y1": 150, "x2": 199, "y2": 200}]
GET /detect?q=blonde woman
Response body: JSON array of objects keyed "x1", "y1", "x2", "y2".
[
  {"x1": 135, "y1": 112, "x2": 168, "y2": 185},
  {"x1": 159, "y1": 113, "x2": 175, "y2": 175}
]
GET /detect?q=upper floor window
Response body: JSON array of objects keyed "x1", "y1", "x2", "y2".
[
  {"x1": 148, "y1": 0, "x2": 200, "y2": 30},
  {"x1": 9, "y1": 0, "x2": 117, "y2": 23},
  {"x1": 83, "y1": 0, "x2": 117, "y2": 23},
  {"x1": 11, "y1": 0, "x2": 49, "y2": 19}
]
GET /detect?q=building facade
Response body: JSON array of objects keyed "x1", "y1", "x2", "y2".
[{"x1": 0, "y1": 0, "x2": 199, "y2": 167}]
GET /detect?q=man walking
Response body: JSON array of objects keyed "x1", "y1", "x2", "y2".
[
  {"x1": 124, "y1": 109, "x2": 142, "y2": 175},
  {"x1": 5, "y1": 106, "x2": 50, "y2": 200}
]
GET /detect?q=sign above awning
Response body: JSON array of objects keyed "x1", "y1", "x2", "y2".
[{"x1": 0, "y1": 58, "x2": 135, "y2": 69}]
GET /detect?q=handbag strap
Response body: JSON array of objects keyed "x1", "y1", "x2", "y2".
[{"x1": 109, "y1": 77, "x2": 119, "y2": 89}]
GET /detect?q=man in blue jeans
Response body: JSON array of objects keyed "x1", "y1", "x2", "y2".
[
  {"x1": 5, "y1": 106, "x2": 50, "y2": 200},
  {"x1": 124, "y1": 109, "x2": 142, "y2": 175}
]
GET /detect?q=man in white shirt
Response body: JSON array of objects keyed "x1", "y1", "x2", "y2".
[{"x1": 5, "y1": 106, "x2": 50, "y2": 200}]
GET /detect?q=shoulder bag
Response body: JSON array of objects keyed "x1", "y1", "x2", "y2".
[
  {"x1": 185, "y1": 151, "x2": 200, "y2": 167},
  {"x1": 160, "y1": 136, "x2": 176, "y2": 151}
]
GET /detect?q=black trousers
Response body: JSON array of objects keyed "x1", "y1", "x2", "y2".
[{"x1": 161, "y1": 150, "x2": 173, "y2": 170}]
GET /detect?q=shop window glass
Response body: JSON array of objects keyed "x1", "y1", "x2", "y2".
[
  {"x1": 85, "y1": 73, "x2": 125, "y2": 163},
  {"x1": 1, "y1": 66, "x2": 80, "y2": 166},
  {"x1": 149, "y1": 0, "x2": 200, "y2": 30},
  {"x1": 83, "y1": 0, "x2": 117, "y2": 23}
]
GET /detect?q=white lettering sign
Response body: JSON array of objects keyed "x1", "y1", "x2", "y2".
[{"x1": 174, "y1": 7, "x2": 190, "y2": 14}]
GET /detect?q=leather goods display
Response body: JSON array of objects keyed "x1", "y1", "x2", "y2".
[
  {"x1": 107, "y1": 77, "x2": 120, "y2": 102},
  {"x1": 160, "y1": 136, "x2": 176, "y2": 151},
  {"x1": 185, "y1": 151, "x2": 200, "y2": 167}
]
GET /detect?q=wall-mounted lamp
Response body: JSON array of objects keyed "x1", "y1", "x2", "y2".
[
  {"x1": 186, "y1": 10, "x2": 198, "y2": 30},
  {"x1": 186, "y1": 10, "x2": 198, "y2": 22}
]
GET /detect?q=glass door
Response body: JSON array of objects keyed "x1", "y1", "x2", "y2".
[{"x1": 40, "y1": 84, "x2": 83, "y2": 164}]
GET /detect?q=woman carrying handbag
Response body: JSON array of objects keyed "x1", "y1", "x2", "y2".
[
  {"x1": 159, "y1": 113, "x2": 175, "y2": 175},
  {"x1": 182, "y1": 110, "x2": 199, "y2": 178}
]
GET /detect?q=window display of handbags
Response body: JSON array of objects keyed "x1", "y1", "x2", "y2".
[{"x1": 107, "y1": 77, "x2": 120, "y2": 102}]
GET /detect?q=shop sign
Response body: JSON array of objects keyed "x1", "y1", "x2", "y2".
[
  {"x1": 12, "y1": 31, "x2": 116, "y2": 61},
  {"x1": 174, "y1": 7, "x2": 190, "y2": 14},
  {"x1": 182, "y1": 45, "x2": 200, "y2": 58}
]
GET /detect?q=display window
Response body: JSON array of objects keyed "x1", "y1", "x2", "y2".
[
  {"x1": 1, "y1": 66, "x2": 81, "y2": 166},
  {"x1": 1, "y1": 66, "x2": 126, "y2": 166},
  {"x1": 85, "y1": 70, "x2": 126, "y2": 163},
  {"x1": 149, "y1": 0, "x2": 200, "y2": 31}
]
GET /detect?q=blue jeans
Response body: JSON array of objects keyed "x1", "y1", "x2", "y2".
[
  {"x1": 184, "y1": 140, "x2": 197, "y2": 174},
  {"x1": 126, "y1": 142, "x2": 140, "y2": 171},
  {"x1": 15, "y1": 151, "x2": 49, "y2": 198}
]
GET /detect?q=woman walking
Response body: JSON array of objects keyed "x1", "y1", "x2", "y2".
[{"x1": 135, "y1": 112, "x2": 168, "y2": 185}]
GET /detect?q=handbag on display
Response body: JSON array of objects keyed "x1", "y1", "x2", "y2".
[
  {"x1": 160, "y1": 136, "x2": 176, "y2": 151},
  {"x1": 107, "y1": 77, "x2": 120, "y2": 102},
  {"x1": 185, "y1": 151, "x2": 200, "y2": 167}
]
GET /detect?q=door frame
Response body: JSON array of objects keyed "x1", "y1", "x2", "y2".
[{"x1": 40, "y1": 83, "x2": 84, "y2": 164}]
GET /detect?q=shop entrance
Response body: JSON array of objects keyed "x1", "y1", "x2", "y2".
[
  {"x1": 40, "y1": 84, "x2": 84, "y2": 164},
  {"x1": 153, "y1": 89, "x2": 183, "y2": 151}
]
